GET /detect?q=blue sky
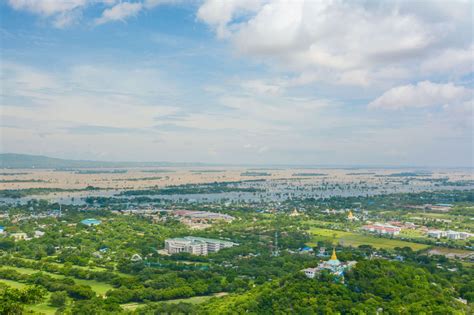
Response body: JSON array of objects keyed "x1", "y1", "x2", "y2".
[{"x1": 1, "y1": 0, "x2": 473, "y2": 166}]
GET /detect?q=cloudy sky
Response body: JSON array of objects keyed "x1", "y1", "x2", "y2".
[{"x1": 1, "y1": 0, "x2": 472, "y2": 166}]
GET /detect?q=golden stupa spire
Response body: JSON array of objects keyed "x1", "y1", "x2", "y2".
[
  {"x1": 330, "y1": 248, "x2": 338, "y2": 260},
  {"x1": 348, "y1": 210, "x2": 354, "y2": 219}
]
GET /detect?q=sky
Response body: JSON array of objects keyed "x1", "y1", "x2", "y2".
[{"x1": 0, "y1": 0, "x2": 473, "y2": 167}]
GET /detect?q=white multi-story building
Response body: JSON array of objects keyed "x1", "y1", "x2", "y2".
[
  {"x1": 427, "y1": 230, "x2": 472, "y2": 240},
  {"x1": 427, "y1": 230, "x2": 446, "y2": 239},
  {"x1": 459, "y1": 232, "x2": 473, "y2": 240},
  {"x1": 164, "y1": 236, "x2": 236, "y2": 256},
  {"x1": 447, "y1": 231, "x2": 461, "y2": 240}
]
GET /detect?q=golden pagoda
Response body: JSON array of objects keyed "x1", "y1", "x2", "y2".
[
  {"x1": 289, "y1": 208, "x2": 300, "y2": 217},
  {"x1": 330, "y1": 247, "x2": 338, "y2": 260},
  {"x1": 347, "y1": 210, "x2": 355, "y2": 220}
]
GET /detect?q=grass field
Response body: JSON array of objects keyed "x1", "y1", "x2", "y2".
[
  {"x1": 164, "y1": 295, "x2": 215, "y2": 304},
  {"x1": 0, "y1": 266, "x2": 114, "y2": 296},
  {"x1": 121, "y1": 293, "x2": 229, "y2": 311},
  {"x1": 308, "y1": 227, "x2": 430, "y2": 250},
  {"x1": 18, "y1": 257, "x2": 107, "y2": 272},
  {"x1": 0, "y1": 278, "x2": 27, "y2": 289},
  {"x1": 27, "y1": 301, "x2": 57, "y2": 315},
  {"x1": 74, "y1": 278, "x2": 113, "y2": 295}
]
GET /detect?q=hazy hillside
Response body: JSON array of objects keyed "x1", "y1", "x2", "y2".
[{"x1": 0, "y1": 153, "x2": 206, "y2": 169}]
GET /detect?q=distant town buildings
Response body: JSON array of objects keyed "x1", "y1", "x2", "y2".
[
  {"x1": 80, "y1": 218, "x2": 101, "y2": 226},
  {"x1": 407, "y1": 204, "x2": 453, "y2": 212},
  {"x1": 430, "y1": 204, "x2": 453, "y2": 212},
  {"x1": 362, "y1": 223, "x2": 401, "y2": 236},
  {"x1": 10, "y1": 232, "x2": 28, "y2": 241},
  {"x1": 170, "y1": 210, "x2": 235, "y2": 230},
  {"x1": 171, "y1": 210, "x2": 234, "y2": 222},
  {"x1": 164, "y1": 236, "x2": 237, "y2": 256},
  {"x1": 388, "y1": 221, "x2": 417, "y2": 229},
  {"x1": 34, "y1": 230, "x2": 45, "y2": 238},
  {"x1": 302, "y1": 249, "x2": 356, "y2": 280}
]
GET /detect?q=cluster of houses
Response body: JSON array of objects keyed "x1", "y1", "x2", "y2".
[
  {"x1": 427, "y1": 230, "x2": 472, "y2": 240},
  {"x1": 112, "y1": 208, "x2": 234, "y2": 230},
  {"x1": 0, "y1": 226, "x2": 45, "y2": 241},
  {"x1": 0, "y1": 218, "x2": 101, "y2": 242},
  {"x1": 407, "y1": 203, "x2": 453, "y2": 212},
  {"x1": 164, "y1": 236, "x2": 237, "y2": 256},
  {"x1": 361, "y1": 223, "x2": 401, "y2": 236},
  {"x1": 163, "y1": 210, "x2": 235, "y2": 230}
]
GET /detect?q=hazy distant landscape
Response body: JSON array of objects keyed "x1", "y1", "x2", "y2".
[{"x1": 1, "y1": 155, "x2": 473, "y2": 314}]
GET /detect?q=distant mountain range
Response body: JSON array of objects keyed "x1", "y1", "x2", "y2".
[
  {"x1": 0, "y1": 153, "x2": 208, "y2": 169},
  {"x1": 0, "y1": 153, "x2": 466, "y2": 170}
]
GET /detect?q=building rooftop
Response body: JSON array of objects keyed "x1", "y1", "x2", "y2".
[
  {"x1": 81, "y1": 218, "x2": 101, "y2": 226},
  {"x1": 166, "y1": 236, "x2": 237, "y2": 246}
]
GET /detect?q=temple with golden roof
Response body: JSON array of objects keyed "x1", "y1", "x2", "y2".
[{"x1": 302, "y1": 248, "x2": 357, "y2": 280}]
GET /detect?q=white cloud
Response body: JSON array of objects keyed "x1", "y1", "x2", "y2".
[
  {"x1": 197, "y1": 0, "x2": 473, "y2": 87},
  {"x1": 241, "y1": 80, "x2": 282, "y2": 96},
  {"x1": 197, "y1": 0, "x2": 264, "y2": 38},
  {"x1": 95, "y1": 2, "x2": 143, "y2": 25},
  {"x1": 6, "y1": 0, "x2": 122, "y2": 27},
  {"x1": 7, "y1": 0, "x2": 90, "y2": 27},
  {"x1": 144, "y1": 0, "x2": 182, "y2": 9},
  {"x1": 420, "y1": 46, "x2": 474, "y2": 76},
  {"x1": 7, "y1": 0, "x2": 151, "y2": 27},
  {"x1": 7, "y1": 0, "x2": 88, "y2": 16},
  {"x1": 368, "y1": 81, "x2": 472, "y2": 110},
  {"x1": 1, "y1": 61, "x2": 179, "y2": 131}
]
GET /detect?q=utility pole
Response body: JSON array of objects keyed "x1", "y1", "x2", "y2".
[{"x1": 273, "y1": 231, "x2": 280, "y2": 257}]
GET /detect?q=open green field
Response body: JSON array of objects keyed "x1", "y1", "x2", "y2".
[
  {"x1": 164, "y1": 295, "x2": 215, "y2": 305},
  {"x1": 27, "y1": 300, "x2": 57, "y2": 315},
  {"x1": 308, "y1": 227, "x2": 430, "y2": 250},
  {"x1": 74, "y1": 278, "x2": 113, "y2": 296},
  {"x1": 121, "y1": 293, "x2": 229, "y2": 311},
  {"x1": 0, "y1": 265, "x2": 114, "y2": 296},
  {"x1": 18, "y1": 257, "x2": 108, "y2": 272},
  {"x1": 0, "y1": 278, "x2": 27, "y2": 289},
  {"x1": 0, "y1": 266, "x2": 64, "y2": 278},
  {"x1": 398, "y1": 229, "x2": 429, "y2": 241}
]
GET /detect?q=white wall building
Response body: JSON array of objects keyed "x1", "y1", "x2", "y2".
[
  {"x1": 165, "y1": 236, "x2": 236, "y2": 256},
  {"x1": 447, "y1": 231, "x2": 461, "y2": 240},
  {"x1": 10, "y1": 232, "x2": 28, "y2": 241},
  {"x1": 427, "y1": 230, "x2": 471, "y2": 240},
  {"x1": 427, "y1": 230, "x2": 446, "y2": 239}
]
